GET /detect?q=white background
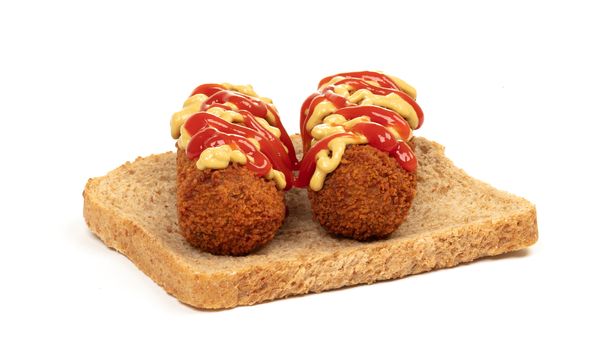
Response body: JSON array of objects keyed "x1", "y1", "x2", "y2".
[{"x1": 1, "y1": 0, "x2": 601, "y2": 349}]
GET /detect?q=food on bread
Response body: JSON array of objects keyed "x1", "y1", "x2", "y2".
[
  {"x1": 297, "y1": 71, "x2": 423, "y2": 240},
  {"x1": 82, "y1": 73, "x2": 538, "y2": 308},
  {"x1": 170, "y1": 83, "x2": 295, "y2": 255},
  {"x1": 307, "y1": 145, "x2": 417, "y2": 240},
  {"x1": 176, "y1": 152, "x2": 285, "y2": 256},
  {"x1": 83, "y1": 135, "x2": 538, "y2": 309}
]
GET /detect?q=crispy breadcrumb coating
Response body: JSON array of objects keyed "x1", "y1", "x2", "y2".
[
  {"x1": 176, "y1": 149, "x2": 285, "y2": 256},
  {"x1": 307, "y1": 144, "x2": 417, "y2": 241}
]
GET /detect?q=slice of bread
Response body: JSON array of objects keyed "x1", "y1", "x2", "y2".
[{"x1": 83, "y1": 135, "x2": 537, "y2": 309}]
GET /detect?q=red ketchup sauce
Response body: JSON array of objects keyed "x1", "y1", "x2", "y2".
[
  {"x1": 201, "y1": 89, "x2": 298, "y2": 169},
  {"x1": 300, "y1": 90, "x2": 349, "y2": 151},
  {"x1": 324, "y1": 78, "x2": 424, "y2": 129},
  {"x1": 294, "y1": 123, "x2": 416, "y2": 188},
  {"x1": 318, "y1": 71, "x2": 400, "y2": 90},
  {"x1": 296, "y1": 72, "x2": 423, "y2": 189},
  {"x1": 182, "y1": 84, "x2": 296, "y2": 189},
  {"x1": 184, "y1": 113, "x2": 294, "y2": 190},
  {"x1": 335, "y1": 105, "x2": 413, "y2": 142},
  {"x1": 186, "y1": 127, "x2": 271, "y2": 177}
]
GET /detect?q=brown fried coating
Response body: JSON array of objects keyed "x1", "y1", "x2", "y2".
[
  {"x1": 176, "y1": 149, "x2": 285, "y2": 256},
  {"x1": 307, "y1": 144, "x2": 417, "y2": 241}
]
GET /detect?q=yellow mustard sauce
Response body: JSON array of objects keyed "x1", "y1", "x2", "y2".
[
  {"x1": 221, "y1": 83, "x2": 274, "y2": 104},
  {"x1": 171, "y1": 83, "x2": 286, "y2": 189},
  {"x1": 306, "y1": 73, "x2": 418, "y2": 191},
  {"x1": 196, "y1": 144, "x2": 247, "y2": 170},
  {"x1": 309, "y1": 134, "x2": 368, "y2": 191},
  {"x1": 253, "y1": 117, "x2": 281, "y2": 138},
  {"x1": 171, "y1": 83, "x2": 274, "y2": 141},
  {"x1": 305, "y1": 100, "x2": 339, "y2": 132},
  {"x1": 266, "y1": 169, "x2": 286, "y2": 190},
  {"x1": 310, "y1": 115, "x2": 370, "y2": 142},
  {"x1": 347, "y1": 89, "x2": 419, "y2": 129},
  {"x1": 386, "y1": 75, "x2": 417, "y2": 99},
  {"x1": 170, "y1": 94, "x2": 207, "y2": 139}
]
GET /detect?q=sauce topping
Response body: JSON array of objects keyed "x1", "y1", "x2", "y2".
[
  {"x1": 297, "y1": 71, "x2": 423, "y2": 191},
  {"x1": 171, "y1": 83, "x2": 294, "y2": 190}
]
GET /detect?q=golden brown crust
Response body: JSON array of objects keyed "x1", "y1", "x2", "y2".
[
  {"x1": 307, "y1": 145, "x2": 417, "y2": 240},
  {"x1": 176, "y1": 149, "x2": 285, "y2": 256}
]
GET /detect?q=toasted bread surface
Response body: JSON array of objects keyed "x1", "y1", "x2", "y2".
[{"x1": 83, "y1": 136, "x2": 537, "y2": 309}]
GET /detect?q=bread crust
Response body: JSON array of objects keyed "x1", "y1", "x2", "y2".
[
  {"x1": 308, "y1": 144, "x2": 417, "y2": 240},
  {"x1": 176, "y1": 149, "x2": 285, "y2": 256}
]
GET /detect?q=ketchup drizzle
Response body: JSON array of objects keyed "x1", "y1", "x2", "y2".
[
  {"x1": 182, "y1": 83, "x2": 296, "y2": 189},
  {"x1": 296, "y1": 72, "x2": 423, "y2": 188}
]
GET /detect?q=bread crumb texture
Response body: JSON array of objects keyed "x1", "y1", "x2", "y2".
[
  {"x1": 308, "y1": 144, "x2": 417, "y2": 240},
  {"x1": 176, "y1": 149, "x2": 285, "y2": 256},
  {"x1": 83, "y1": 136, "x2": 538, "y2": 309}
]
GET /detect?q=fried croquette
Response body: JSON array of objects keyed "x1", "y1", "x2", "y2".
[
  {"x1": 307, "y1": 144, "x2": 417, "y2": 241},
  {"x1": 176, "y1": 149, "x2": 286, "y2": 256}
]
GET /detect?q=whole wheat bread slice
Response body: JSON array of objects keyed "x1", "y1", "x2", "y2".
[{"x1": 83, "y1": 136, "x2": 538, "y2": 309}]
